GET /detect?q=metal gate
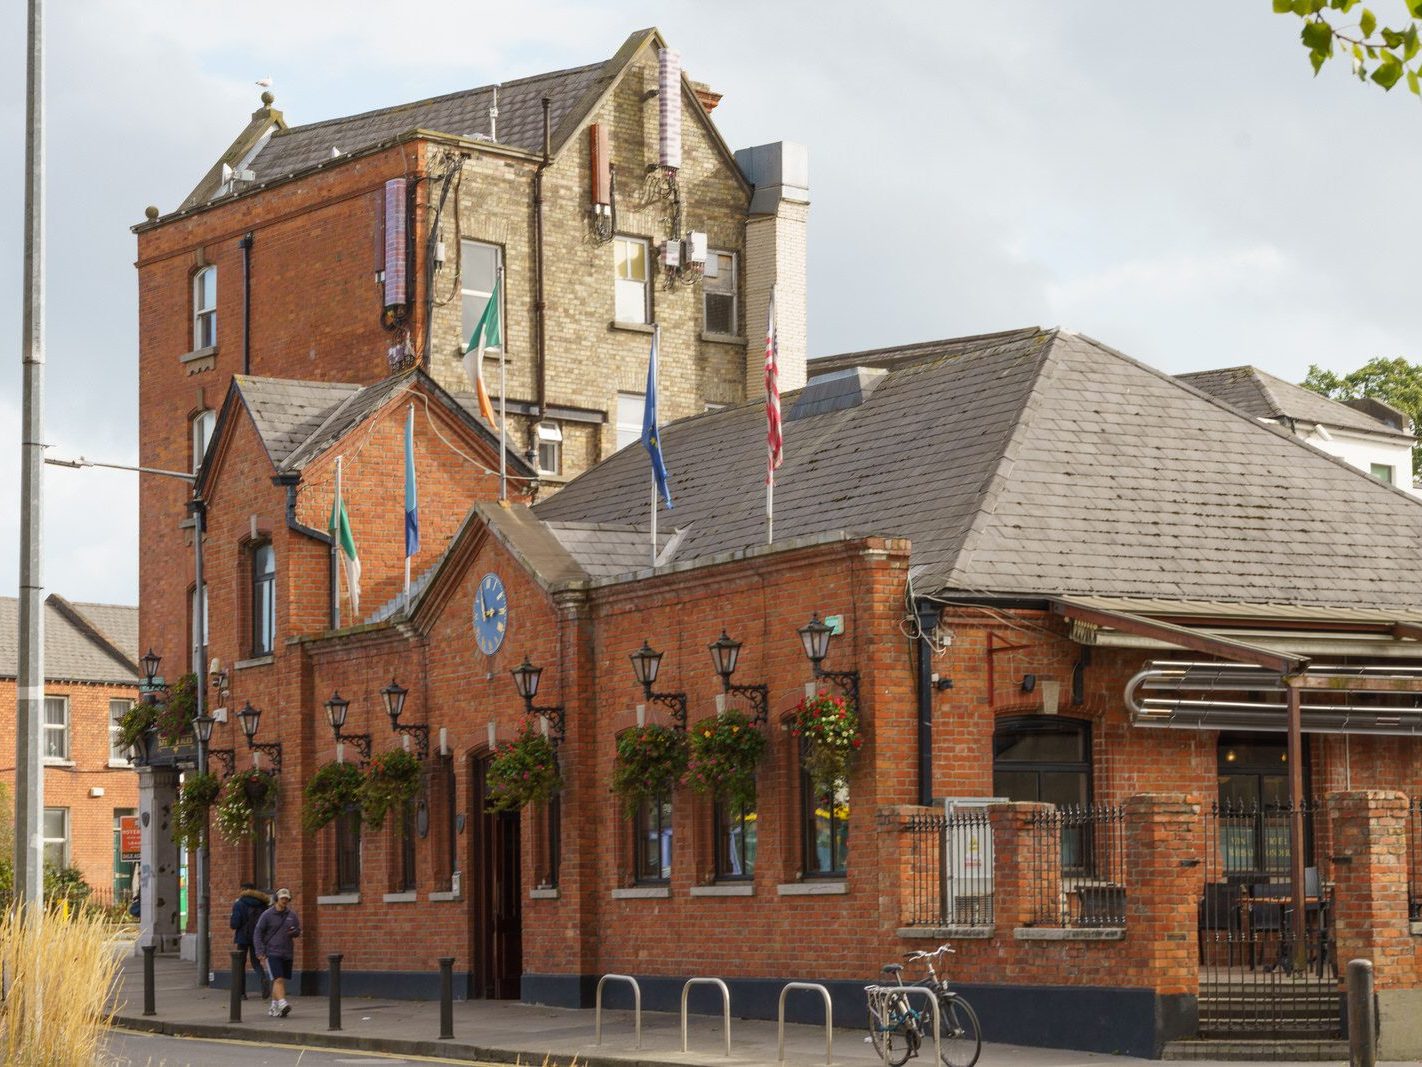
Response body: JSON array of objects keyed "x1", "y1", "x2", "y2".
[{"x1": 1198, "y1": 801, "x2": 1341, "y2": 1039}]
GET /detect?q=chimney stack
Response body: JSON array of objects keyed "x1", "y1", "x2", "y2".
[{"x1": 735, "y1": 142, "x2": 809, "y2": 397}]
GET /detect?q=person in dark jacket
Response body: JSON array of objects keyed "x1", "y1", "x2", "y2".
[
  {"x1": 253, "y1": 887, "x2": 301, "y2": 1017},
  {"x1": 229, "y1": 883, "x2": 271, "y2": 999}
]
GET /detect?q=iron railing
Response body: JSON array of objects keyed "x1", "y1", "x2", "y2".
[
  {"x1": 1027, "y1": 804, "x2": 1127, "y2": 927},
  {"x1": 901, "y1": 809, "x2": 994, "y2": 928},
  {"x1": 1409, "y1": 797, "x2": 1422, "y2": 922}
]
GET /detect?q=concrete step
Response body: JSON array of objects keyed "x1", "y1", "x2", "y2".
[{"x1": 1163, "y1": 1038, "x2": 1349, "y2": 1061}]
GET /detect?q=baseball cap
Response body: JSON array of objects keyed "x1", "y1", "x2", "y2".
[{"x1": 275, "y1": 888, "x2": 292, "y2": 900}]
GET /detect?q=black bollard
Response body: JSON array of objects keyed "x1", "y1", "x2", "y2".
[
  {"x1": 438, "y1": 957, "x2": 455, "y2": 1039},
  {"x1": 229, "y1": 950, "x2": 245, "y2": 1022},
  {"x1": 328, "y1": 954, "x2": 343, "y2": 1032},
  {"x1": 142, "y1": 944, "x2": 156, "y2": 1017},
  {"x1": 1348, "y1": 958, "x2": 1376, "y2": 1067}
]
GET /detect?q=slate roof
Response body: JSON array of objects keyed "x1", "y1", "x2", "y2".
[
  {"x1": 1178, "y1": 366, "x2": 1413, "y2": 440},
  {"x1": 545, "y1": 521, "x2": 678, "y2": 578},
  {"x1": 535, "y1": 327, "x2": 1422, "y2": 611},
  {"x1": 0, "y1": 596, "x2": 138, "y2": 684},
  {"x1": 247, "y1": 61, "x2": 607, "y2": 185}
]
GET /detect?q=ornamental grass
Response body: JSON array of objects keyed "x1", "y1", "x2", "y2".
[{"x1": 0, "y1": 903, "x2": 121, "y2": 1066}]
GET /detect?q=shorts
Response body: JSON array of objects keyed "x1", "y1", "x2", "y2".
[{"x1": 264, "y1": 956, "x2": 293, "y2": 981}]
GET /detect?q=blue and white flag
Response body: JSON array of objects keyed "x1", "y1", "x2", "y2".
[
  {"x1": 642, "y1": 329, "x2": 673, "y2": 509},
  {"x1": 404, "y1": 403, "x2": 419, "y2": 559}
]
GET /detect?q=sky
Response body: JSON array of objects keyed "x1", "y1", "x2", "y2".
[{"x1": 1, "y1": 1, "x2": 1419, "y2": 606}]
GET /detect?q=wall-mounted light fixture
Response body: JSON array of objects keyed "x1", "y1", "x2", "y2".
[
  {"x1": 797, "y1": 613, "x2": 860, "y2": 707},
  {"x1": 629, "y1": 640, "x2": 688, "y2": 730},
  {"x1": 382, "y1": 677, "x2": 429, "y2": 759},
  {"x1": 236, "y1": 701, "x2": 283, "y2": 773},
  {"x1": 510, "y1": 657, "x2": 566, "y2": 746},
  {"x1": 707, "y1": 630, "x2": 768, "y2": 724},
  {"x1": 324, "y1": 690, "x2": 372, "y2": 763}
]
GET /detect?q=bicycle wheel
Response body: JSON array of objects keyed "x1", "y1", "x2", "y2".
[
  {"x1": 867, "y1": 994, "x2": 920, "y2": 1066},
  {"x1": 936, "y1": 994, "x2": 981, "y2": 1067}
]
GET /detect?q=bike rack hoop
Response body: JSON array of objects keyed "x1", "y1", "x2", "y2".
[
  {"x1": 594, "y1": 973, "x2": 642, "y2": 1049},
  {"x1": 777, "y1": 981, "x2": 834, "y2": 1064},
  {"x1": 864, "y1": 984, "x2": 941, "y2": 1067},
  {"x1": 681, "y1": 976, "x2": 732, "y2": 1057}
]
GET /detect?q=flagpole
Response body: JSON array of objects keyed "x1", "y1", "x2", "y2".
[
  {"x1": 650, "y1": 323, "x2": 660, "y2": 567},
  {"x1": 766, "y1": 285, "x2": 778, "y2": 546},
  {"x1": 498, "y1": 264, "x2": 507, "y2": 504},
  {"x1": 333, "y1": 454, "x2": 343, "y2": 629}
]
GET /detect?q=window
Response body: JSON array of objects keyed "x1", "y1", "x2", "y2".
[
  {"x1": 535, "y1": 421, "x2": 562, "y2": 475},
  {"x1": 460, "y1": 241, "x2": 503, "y2": 349},
  {"x1": 109, "y1": 698, "x2": 134, "y2": 765},
  {"x1": 703, "y1": 251, "x2": 737, "y2": 336},
  {"x1": 613, "y1": 236, "x2": 650, "y2": 324},
  {"x1": 993, "y1": 716, "x2": 1092, "y2": 873},
  {"x1": 250, "y1": 542, "x2": 275, "y2": 656},
  {"x1": 397, "y1": 799, "x2": 417, "y2": 892},
  {"x1": 615, "y1": 393, "x2": 645, "y2": 451},
  {"x1": 1217, "y1": 733, "x2": 1303, "y2": 877},
  {"x1": 113, "y1": 808, "x2": 137, "y2": 903},
  {"x1": 193, "y1": 266, "x2": 216, "y2": 350},
  {"x1": 43, "y1": 807, "x2": 69, "y2": 869},
  {"x1": 252, "y1": 811, "x2": 276, "y2": 890},
  {"x1": 714, "y1": 799, "x2": 756, "y2": 880},
  {"x1": 335, "y1": 806, "x2": 361, "y2": 893},
  {"x1": 191, "y1": 409, "x2": 216, "y2": 473},
  {"x1": 633, "y1": 794, "x2": 672, "y2": 883},
  {"x1": 545, "y1": 793, "x2": 561, "y2": 889},
  {"x1": 1371, "y1": 462, "x2": 1395, "y2": 485},
  {"x1": 802, "y1": 770, "x2": 849, "y2": 877},
  {"x1": 44, "y1": 696, "x2": 69, "y2": 761}
]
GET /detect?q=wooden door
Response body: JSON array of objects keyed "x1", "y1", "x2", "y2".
[{"x1": 472, "y1": 755, "x2": 522, "y2": 999}]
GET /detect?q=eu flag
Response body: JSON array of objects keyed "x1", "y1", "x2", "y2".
[{"x1": 642, "y1": 329, "x2": 673, "y2": 509}]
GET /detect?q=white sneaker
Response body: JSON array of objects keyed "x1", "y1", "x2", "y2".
[
  {"x1": 268, "y1": 1002, "x2": 280, "y2": 1017},
  {"x1": 279, "y1": 999, "x2": 291, "y2": 1017}
]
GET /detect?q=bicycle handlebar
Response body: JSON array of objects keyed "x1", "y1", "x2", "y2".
[{"x1": 903, "y1": 943, "x2": 954, "y2": 962}]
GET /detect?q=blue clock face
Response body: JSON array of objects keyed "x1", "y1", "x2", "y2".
[{"x1": 474, "y1": 573, "x2": 508, "y2": 655}]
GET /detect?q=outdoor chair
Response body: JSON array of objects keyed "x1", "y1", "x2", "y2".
[{"x1": 1198, "y1": 882, "x2": 1243, "y2": 966}]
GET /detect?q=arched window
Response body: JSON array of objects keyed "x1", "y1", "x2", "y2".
[
  {"x1": 991, "y1": 716, "x2": 1092, "y2": 808},
  {"x1": 191, "y1": 409, "x2": 216, "y2": 473},
  {"x1": 250, "y1": 542, "x2": 275, "y2": 656},
  {"x1": 193, "y1": 266, "x2": 217, "y2": 350}
]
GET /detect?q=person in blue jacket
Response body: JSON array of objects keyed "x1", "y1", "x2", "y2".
[{"x1": 229, "y1": 883, "x2": 271, "y2": 999}]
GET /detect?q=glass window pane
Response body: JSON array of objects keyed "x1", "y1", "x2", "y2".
[
  {"x1": 992, "y1": 770, "x2": 1038, "y2": 803},
  {"x1": 994, "y1": 727, "x2": 1085, "y2": 763},
  {"x1": 461, "y1": 241, "x2": 497, "y2": 292},
  {"x1": 44, "y1": 808, "x2": 66, "y2": 839},
  {"x1": 705, "y1": 293, "x2": 735, "y2": 335},
  {"x1": 44, "y1": 697, "x2": 66, "y2": 726},
  {"x1": 1039, "y1": 771, "x2": 1089, "y2": 809},
  {"x1": 197, "y1": 268, "x2": 216, "y2": 311},
  {"x1": 615, "y1": 279, "x2": 647, "y2": 323},
  {"x1": 626, "y1": 240, "x2": 646, "y2": 281},
  {"x1": 461, "y1": 293, "x2": 491, "y2": 346},
  {"x1": 616, "y1": 394, "x2": 644, "y2": 450}
]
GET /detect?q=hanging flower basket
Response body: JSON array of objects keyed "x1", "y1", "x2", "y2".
[
  {"x1": 685, "y1": 710, "x2": 766, "y2": 816},
  {"x1": 611, "y1": 723, "x2": 689, "y2": 815},
  {"x1": 173, "y1": 771, "x2": 221, "y2": 851},
  {"x1": 216, "y1": 769, "x2": 277, "y2": 842},
  {"x1": 485, "y1": 721, "x2": 563, "y2": 813},
  {"x1": 153, "y1": 673, "x2": 199, "y2": 744},
  {"x1": 791, "y1": 691, "x2": 863, "y2": 788},
  {"x1": 302, "y1": 760, "x2": 365, "y2": 833},
  {"x1": 360, "y1": 748, "x2": 423, "y2": 830}
]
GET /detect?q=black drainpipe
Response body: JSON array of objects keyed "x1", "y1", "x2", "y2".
[
  {"x1": 533, "y1": 97, "x2": 551, "y2": 425},
  {"x1": 915, "y1": 599, "x2": 941, "y2": 806},
  {"x1": 239, "y1": 233, "x2": 254, "y2": 374},
  {"x1": 274, "y1": 474, "x2": 336, "y2": 629}
]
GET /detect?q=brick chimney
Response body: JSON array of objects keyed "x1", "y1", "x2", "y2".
[{"x1": 734, "y1": 141, "x2": 809, "y2": 396}]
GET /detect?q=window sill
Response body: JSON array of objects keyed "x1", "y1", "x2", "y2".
[
  {"x1": 777, "y1": 881, "x2": 848, "y2": 896},
  {"x1": 530, "y1": 887, "x2": 560, "y2": 900},
  {"x1": 180, "y1": 345, "x2": 218, "y2": 365},
  {"x1": 43, "y1": 758, "x2": 76, "y2": 768},
  {"x1": 1411, "y1": 921, "x2": 1422, "y2": 937},
  {"x1": 1014, "y1": 927, "x2": 1124, "y2": 941},
  {"x1": 690, "y1": 883, "x2": 753, "y2": 897},
  {"x1": 611, "y1": 886, "x2": 670, "y2": 899},
  {"x1": 234, "y1": 655, "x2": 274, "y2": 670},
  {"x1": 108, "y1": 759, "x2": 134, "y2": 769},
  {"x1": 317, "y1": 894, "x2": 360, "y2": 906},
  {"x1": 382, "y1": 892, "x2": 417, "y2": 904},
  {"x1": 700, "y1": 331, "x2": 746, "y2": 346},
  {"x1": 609, "y1": 320, "x2": 655, "y2": 334},
  {"x1": 428, "y1": 890, "x2": 462, "y2": 902},
  {"x1": 898, "y1": 925, "x2": 994, "y2": 940}
]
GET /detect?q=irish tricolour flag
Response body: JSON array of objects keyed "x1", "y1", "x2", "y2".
[{"x1": 329, "y1": 456, "x2": 361, "y2": 618}]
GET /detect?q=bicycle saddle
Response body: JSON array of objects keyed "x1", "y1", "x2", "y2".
[{"x1": 881, "y1": 963, "x2": 904, "y2": 975}]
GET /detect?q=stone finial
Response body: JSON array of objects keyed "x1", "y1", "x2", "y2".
[
  {"x1": 144, "y1": 205, "x2": 160, "y2": 221},
  {"x1": 261, "y1": 91, "x2": 275, "y2": 107}
]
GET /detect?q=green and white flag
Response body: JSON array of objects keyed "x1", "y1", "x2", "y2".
[{"x1": 329, "y1": 459, "x2": 361, "y2": 618}]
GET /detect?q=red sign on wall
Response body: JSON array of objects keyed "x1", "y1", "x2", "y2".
[{"x1": 119, "y1": 815, "x2": 141, "y2": 863}]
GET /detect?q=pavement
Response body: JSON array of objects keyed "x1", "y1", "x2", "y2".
[{"x1": 110, "y1": 953, "x2": 1366, "y2": 1067}]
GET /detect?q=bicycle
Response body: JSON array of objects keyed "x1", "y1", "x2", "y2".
[{"x1": 866, "y1": 944, "x2": 982, "y2": 1067}]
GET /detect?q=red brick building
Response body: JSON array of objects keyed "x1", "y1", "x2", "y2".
[{"x1": 0, "y1": 595, "x2": 139, "y2": 900}]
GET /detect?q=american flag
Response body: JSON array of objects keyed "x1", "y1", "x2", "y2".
[{"x1": 765, "y1": 289, "x2": 782, "y2": 484}]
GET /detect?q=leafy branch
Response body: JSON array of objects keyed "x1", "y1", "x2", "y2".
[{"x1": 1276, "y1": 0, "x2": 1422, "y2": 93}]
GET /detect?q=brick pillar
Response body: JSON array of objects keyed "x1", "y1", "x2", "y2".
[
  {"x1": 988, "y1": 802, "x2": 1055, "y2": 928},
  {"x1": 1326, "y1": 791, "x2": 1421, "y2": 1060},
  {"x1": 1123, "y1": 794, "x2": 1201, "y2": 999}
]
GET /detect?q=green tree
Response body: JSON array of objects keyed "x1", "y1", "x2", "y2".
[
  {"x1": 1302, "y1": 356, "x2": 1422, "y2": 472},
  {"x1": 0, "y1": 782, "x2": 13, "y2": 906},
  {"x1": 1276, "y1": 1, "x2": 1422, "y2": 93}
]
